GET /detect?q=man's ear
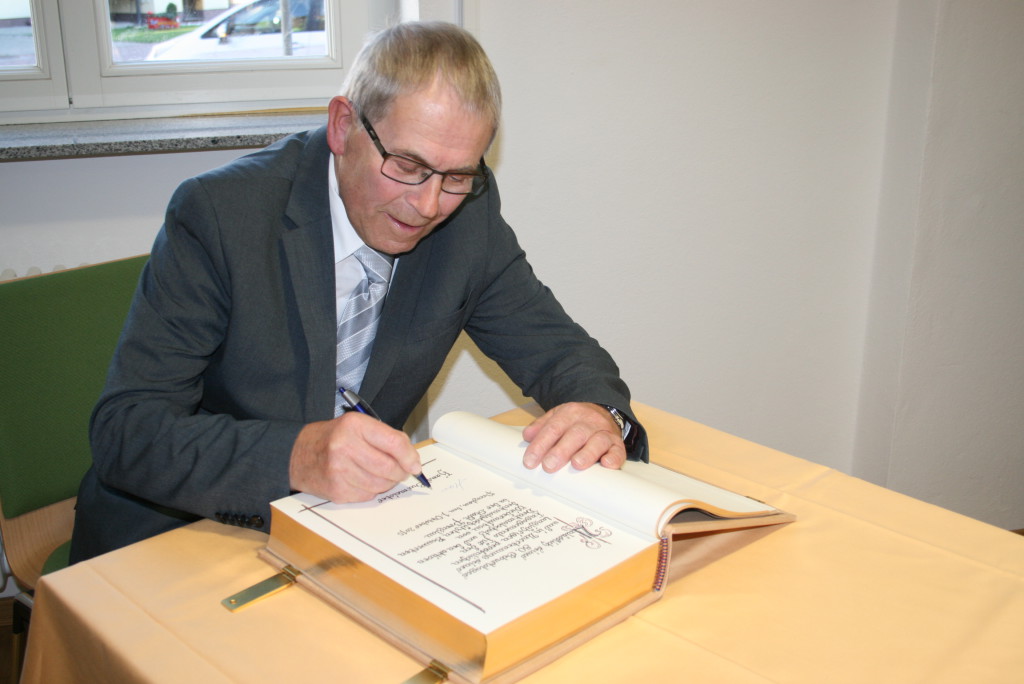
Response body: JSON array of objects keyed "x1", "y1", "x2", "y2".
[{"x1": 327, "y1": 96, "x2": 357, "y2": 156}]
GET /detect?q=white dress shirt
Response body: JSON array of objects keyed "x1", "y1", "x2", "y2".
[{"x1": 328, "y1": 156, "x2": 370, "y2": 327}]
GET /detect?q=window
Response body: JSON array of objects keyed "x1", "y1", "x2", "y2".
[
  {"x1": 142, "y1": 0, "x2": 327, "y2": 62},
  {"x1": 0, "y1": 0, "x2": 392, "y2": 123},
  {"x1": 0, "y1": 0, "x2": 68, "y2": 114},
  {"x1": 0, "y1": 2, "x2": 40, "y2": 67}
]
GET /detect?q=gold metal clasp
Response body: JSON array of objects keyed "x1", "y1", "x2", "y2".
[{"x1": 221, "y1": 564, "x2": 301, "y2": 612}]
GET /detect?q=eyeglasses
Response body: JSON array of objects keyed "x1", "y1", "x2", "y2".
[{"x1": 361, "y1": 115, "x2": 488, "y2": 196}]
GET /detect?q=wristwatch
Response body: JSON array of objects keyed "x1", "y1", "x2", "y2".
[{"x1": 598, "y1": 404, "x2": 630, "y2": 441}]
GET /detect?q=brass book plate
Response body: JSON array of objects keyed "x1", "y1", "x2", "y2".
[{"x1": 221, "y1": 564, "x2": 302, "y2": 612}]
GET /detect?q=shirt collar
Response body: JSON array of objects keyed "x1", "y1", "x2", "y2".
[{"x1": 328, "y1": 154, "x2": 364, "y2": 263}]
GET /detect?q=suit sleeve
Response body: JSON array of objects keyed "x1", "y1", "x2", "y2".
[
  {"x1": 461, "y1": 183, "x2": 649, "y2": 461},
  {"x1": 89, "y1": 177, "x2": 303, "y2": 521}
]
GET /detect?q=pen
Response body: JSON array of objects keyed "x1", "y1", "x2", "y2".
[{"x1": 338, "y1": 387, "x2": 432, "y2": 488}]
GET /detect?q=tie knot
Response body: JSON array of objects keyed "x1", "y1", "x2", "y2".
[{"x1": 353, "y1": 245, "x2": 393, "y2": 285}]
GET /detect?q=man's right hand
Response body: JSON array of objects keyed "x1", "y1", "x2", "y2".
[{"x1": 288, "y1": 412, "x2": 424, "y2": 502}]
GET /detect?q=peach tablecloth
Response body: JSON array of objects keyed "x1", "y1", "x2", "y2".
[{"x1": 22, "y1": 403, "x2": 1024, "y2": 683}]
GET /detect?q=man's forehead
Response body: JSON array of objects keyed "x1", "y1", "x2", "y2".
[{"x1": 375, "y1": 88, "x2": 491, "y2": 170}]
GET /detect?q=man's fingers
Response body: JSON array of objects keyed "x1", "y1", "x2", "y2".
[
  {"x1": 359, "y1": 419, "x2": 423, "y2": 477},
  {"x1": 569, "y1": 429, "x2": 625, "y2": 470},
  {"x1": 523, "y1": 413, "x2": 556, "y2": 468},
  {"x1": 522, "y1": 403, "x2": 626, "y2": 472},
  {"x1": 539, "y1": 421, "x2": 592, "y2": 472}
]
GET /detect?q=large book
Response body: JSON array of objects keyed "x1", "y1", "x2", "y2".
[{"x1": 262, "y1": 411, "x2": 793, "y2": 683}]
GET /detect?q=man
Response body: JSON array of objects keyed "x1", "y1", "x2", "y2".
[{"x1": 70, "y1": 22, "x2": 646, "y2": 563}]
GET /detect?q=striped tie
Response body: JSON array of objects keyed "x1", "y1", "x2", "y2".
[{"x1": 334, "y1": 245, "x2": 393, "y2": 416}]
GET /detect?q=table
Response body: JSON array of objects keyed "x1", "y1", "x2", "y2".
[{"x1": 21, "y1": 404, "x2": 1024, "y2": 683}]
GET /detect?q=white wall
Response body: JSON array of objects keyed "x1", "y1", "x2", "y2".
[
  {"x1": 438, "y1": 1, "x2": 896, "y2": 482},
  {"x1": 436, "y1": 0, "x2": 1024, "y2": 528},
  {"x1": 0, "y1": 149, "x2": 243, "y2": 279},
  {"x1": 1, "y1": 0, "x2": 1021, "y2": 529},
  {"x1": 857, "y1": 0, "x2": 1024, "y2": 527}
]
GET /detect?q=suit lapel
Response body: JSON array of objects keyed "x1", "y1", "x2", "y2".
[{"x1": 279, "y1": 128, "x2": 337, "y2": 420}]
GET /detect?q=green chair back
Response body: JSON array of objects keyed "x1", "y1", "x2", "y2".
[{"x1": 0, "y1": 256, "x2": 148, "y2": 520}]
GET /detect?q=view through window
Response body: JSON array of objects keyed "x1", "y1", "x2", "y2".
[
  {"x1": 111, "y1": 0, "x2": 328, "y2": 63},
  {"x1": 0, "y1": 1, "x2": 329, "y2": 68},
  {"x1": 0, "y1": 2, "x2": 38, "y2": 67},
  {"x1": 114, "y1": 0, "x2": 325, "y2": 63}
]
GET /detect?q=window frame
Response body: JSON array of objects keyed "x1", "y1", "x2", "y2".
[
  {"x1": 0, "y1": 0, "x2": 70, "y2": 114},
  {"x1": 0, "y1": 0, "x2": 391, "y2": 124}
]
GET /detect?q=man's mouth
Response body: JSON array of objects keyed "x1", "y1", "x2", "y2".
[{"x1": 389, "y1": 215, "x2": 428, "y2": 232}]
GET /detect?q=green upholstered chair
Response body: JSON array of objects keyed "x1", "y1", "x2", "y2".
[{"x1": 0, "y1": 254, "x2": 148, "y2": 678}]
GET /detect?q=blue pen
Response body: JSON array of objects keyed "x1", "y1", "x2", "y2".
[{"x1": 338, "y1": 387, "x2": 432, "y2": 488}]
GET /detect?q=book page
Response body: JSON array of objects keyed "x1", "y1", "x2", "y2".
[
  {"x1": 272, "y1": 444, "x2": 653, "y2": 633},
  {"x1": 431, "y1": 411, "x2": 776, "y2": 537},
  {"x1": 619, "y1": 460, "x2": 777, "y2": 520}
]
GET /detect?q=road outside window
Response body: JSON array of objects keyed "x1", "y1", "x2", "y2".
[
  {"x1": 111, "y1": 0, "x2": 327, "y2": 63},
  {"x1": 0, "y1": 6, "x2": 37, "y2": 68}
]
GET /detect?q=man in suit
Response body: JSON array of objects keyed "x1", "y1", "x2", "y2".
[{"x1": 71, "y1": 22, "x2": 645, "y2": 563}]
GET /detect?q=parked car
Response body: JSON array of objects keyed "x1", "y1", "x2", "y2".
[{"x1": 146, "y1": 0, "x2": 325, "y2": 61}]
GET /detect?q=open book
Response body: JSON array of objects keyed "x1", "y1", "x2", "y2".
[{"x1": 264, "y1": 411, "x2": 792, "y2": 683}]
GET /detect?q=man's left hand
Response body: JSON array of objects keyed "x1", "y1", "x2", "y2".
[{"x1": 522, "y1": 402, "x2": 626, "y2": 472}]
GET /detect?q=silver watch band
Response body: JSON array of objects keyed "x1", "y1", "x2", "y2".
[{"x1": 599, "y1": 404, "x2": 630, "y2": 441}]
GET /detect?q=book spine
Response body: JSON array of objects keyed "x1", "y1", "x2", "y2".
[{"x1": 653, "y1": 537, "x2": 670, "y2": 592}]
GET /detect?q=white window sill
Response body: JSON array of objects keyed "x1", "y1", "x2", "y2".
[{"x1": 0, "y1": 110, "x2": 326, "y2": 161}]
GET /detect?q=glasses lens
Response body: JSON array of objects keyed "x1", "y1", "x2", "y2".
[
  {"x1": 380, "y1": 156, "x2": 485, "y2": 196},
  {"x1": 381, "y1": 156, "x2": 431, "y2": 185},
  {"x1": 440, "y1": 173, "x2": 477, "y2": 195}
]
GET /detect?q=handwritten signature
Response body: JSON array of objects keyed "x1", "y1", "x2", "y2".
[
  {"x1": 440, "y1": 477, "x2": 467, "y2": 492},
  {"x1": 561, "y1": 517, "x2": 612, "y2": 549}
]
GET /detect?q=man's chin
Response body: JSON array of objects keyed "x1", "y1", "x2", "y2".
[{"x1": 375, "y1": 231, "x2": 432, "y2": 257}]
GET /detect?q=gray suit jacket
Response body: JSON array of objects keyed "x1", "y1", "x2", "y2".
[{"x1": 71, "y1": 127, "x2": 645, "y2": 562}]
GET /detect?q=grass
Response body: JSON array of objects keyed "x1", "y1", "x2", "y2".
[{"x1": 111, "y1": 26, "x2": 196, "y2": 43}]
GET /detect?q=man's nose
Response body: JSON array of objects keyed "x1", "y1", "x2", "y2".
[{"x1": 408, "y1": 174, "x2": 445, "y2": 219}]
